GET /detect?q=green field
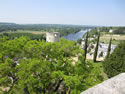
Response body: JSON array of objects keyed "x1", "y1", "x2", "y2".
[
  {"x1": 0, "y1": 30, "x2": 46, "y2": 35},
  {"x1": 100, "y1": 33, "x2": 125, "y2": 45}
]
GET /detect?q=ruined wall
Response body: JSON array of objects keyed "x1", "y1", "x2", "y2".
[{"x1": 46, "y1": 32, "x2": 60, "y2": 42}]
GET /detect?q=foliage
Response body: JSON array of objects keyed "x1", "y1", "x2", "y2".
[
  {"x1": 0, "y1": 33, "x2": 46, "y2": 40},
  {"x1": 0, "y1": 37, "x2": 103, "y2": 94},
  {"x1": 83, "y1": 27, "x2": 125, "y2": 40},
  {"x1": 0, "y1": 23, "x2": 94, "y2": 36},
  {"x1": 77, "y1": 38, "x2": 82, "y2": 44},
  {"x1": 83, "y1": 28, "x2": 98, "y2": 38},
  {"x1": 103, "y1": 41, "x2": 125, "y2": 78},
  {"x1": 99, "y1": 52, "x2": 103, "y2": 57},
  {"x1": 84, "y1": 32, "x2": 88, "y2": 61},
  {"x1": 85, "y1": 61, "x2": 104, "y2": 88},
  {"x1": 93, "y1": 32, "x2": 100, "y2": 62},
  {"x1": 113, "y1": 27, "x2": 125, "y2": 34},
  {"x1": 106, "y1": 38, "x2": 112, "y2": 58}
]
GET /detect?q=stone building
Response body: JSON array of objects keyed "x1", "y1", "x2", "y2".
[{"x1": 46, "y1": 32, "x2": 60, "y2": 42}]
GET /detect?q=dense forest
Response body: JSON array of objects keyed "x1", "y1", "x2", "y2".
[
  {"x1": 0, "y1": 33, "x2": 46, "y2": 40},
  {"x1": 0, "y1": 36, "x2": 103, "y2": 94}
]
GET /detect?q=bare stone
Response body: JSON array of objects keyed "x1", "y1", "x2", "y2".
[
  {"x1": 81, "y1": 73, "x2": 125, "y2": 94},
  {"x1": 46, "y1": 32, "x2": 60, "y2": 42}
]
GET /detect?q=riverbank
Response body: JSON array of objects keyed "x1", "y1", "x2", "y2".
[{"x1": 62, "y1": 29, "x2": 91, "y2": 41}]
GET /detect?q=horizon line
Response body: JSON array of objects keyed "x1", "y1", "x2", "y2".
[{"x1": 0, "y1": 21, "x2": 125, "y2": 27}]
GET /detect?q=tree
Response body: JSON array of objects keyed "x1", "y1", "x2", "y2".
[
  {"x1": 77, "y1": 38, "x2": 82, "y2": 44},
  {"x1": 106, "y1": 38, "x2": 112, "y2": 58},
  {"x1": 3, "y1": 33, "x2": 9, "y2": 36},
  {"x1": 84, "y1": 32, "x2": 89, "y2": 61},
  {"x1": 103, "y1": 41, "x2": 125, "y2": 78},
  {"x1": 0, "y1": 37, "x2": 103, "y2": 94},
  {"x1": 93, "y1": 32, "x2": 100, "y2": 62}
]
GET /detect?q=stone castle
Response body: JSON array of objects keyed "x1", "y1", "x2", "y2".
[{"x1": 46, "y1": 32, "x2": 60, "y2": 42}]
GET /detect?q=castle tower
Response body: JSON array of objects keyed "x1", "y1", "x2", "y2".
[{"x1": 46, "y1": 32, "x2": 60, "y2": 42}]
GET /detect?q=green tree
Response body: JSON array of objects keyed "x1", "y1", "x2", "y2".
[
  {"x1": 77, "y1": 38, "x2": 82, "y2": 44},
  {"x1": 106, "y1": 38, "x2": 112, "y2": 58},
  {"x1": 84, "y1": 32, "x2": 89, "y2": 61},
  {"x1": 103, "y1": 41, "x2": 125, "y2": 78},
  {"x1": 93, "y1": 32, "x2": 100, "y2": 62},
  {"x1": 0, "y1": 37, "x2": 103, "y2": 94}
]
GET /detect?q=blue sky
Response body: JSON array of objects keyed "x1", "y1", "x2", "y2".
[{"x1": 0, "y1": 0, "x2": 125, "y2": 26}]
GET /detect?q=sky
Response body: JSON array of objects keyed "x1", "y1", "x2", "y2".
[{"x1": 0, "y1": 0, "x2": 125, "y2": 26}]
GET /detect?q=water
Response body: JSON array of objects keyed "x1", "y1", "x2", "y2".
[{"x1": 62, "y1": 29, "x2": 89, "y2": 41}]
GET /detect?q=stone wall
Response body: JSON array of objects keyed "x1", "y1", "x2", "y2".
[{"x1": 46, "y1": 32, "x2": 60, "y2": 42}]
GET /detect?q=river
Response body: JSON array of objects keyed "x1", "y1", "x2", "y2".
[{"x1": 62, "y1": 29, "x2": 90, "y2": 41}]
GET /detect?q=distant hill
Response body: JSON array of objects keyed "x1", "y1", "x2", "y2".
[
  {"x1": 0, "y1": 22, "x2": 17, "y2": 26},
  {"x1": 0, "y1": 22, "x2": 22, "y2": 32}
]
